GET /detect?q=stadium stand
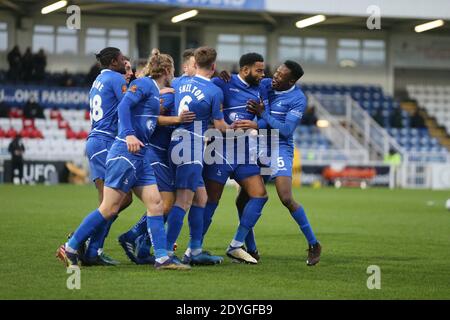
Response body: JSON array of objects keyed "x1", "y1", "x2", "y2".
[
  {"x1": 407, "y1": 85, "x2": 450, "y2": 135},
  {"x1": 302, "y1": 84, "x2": 449, "y2": 154}
]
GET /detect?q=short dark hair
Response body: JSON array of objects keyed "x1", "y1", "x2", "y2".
[
  {"x1": 284, "y1": 60, "x2": 304, "y2": 81},
  {"x1": 95, "y1": 47, "x2": 121, "y2": 68},
  {"x1": 239, "y1": 52, "x2": 264, "y2": 69},
  {"x1": 182, "y1": 48, "x2": 195, "y2": 63},
  {"x1": 194, "y1": 47, "x2": 217, "y2": 69}
]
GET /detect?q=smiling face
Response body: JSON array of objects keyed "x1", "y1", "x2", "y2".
[
  {"x1": 272, "y1": 64, "x2": 295, "y2": 91},
  {"x1": 111, "y1": 52, "x2": 127, "y2": 74},
  {"x1": 124, "y1": 60, "x2": 133, "y2": 84}
]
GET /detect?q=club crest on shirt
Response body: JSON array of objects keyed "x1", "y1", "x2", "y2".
[
  {"x1": 121, "y1": 85, "x2": 127, "y2": 94},
  {"x1": 229, "y1": 112, "x2": 239, "y2": 122},
  {"x1": 129, "y1": 85, "x2": 138, "y2": 93}
]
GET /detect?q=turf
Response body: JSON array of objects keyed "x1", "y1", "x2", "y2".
[{"x1": 0, "y1": 184, "x2": 449, "y2": 299}]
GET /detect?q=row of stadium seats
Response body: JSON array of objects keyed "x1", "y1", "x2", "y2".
[
  {"x1": 302, "y1": 84, "x2": 448, "y2": 154},
  {"x1": 0, "y1": 138, "x2": 86, "y2": 161},
  {"x1": 0, "y1": 111, "x2": 90, "y2": 140},
  {"x1": 407, "y1": 84, "x2": 450, "y2": 135},
  {"x1": 294, "y1": 126, "x2": 333, "y2": 150}
]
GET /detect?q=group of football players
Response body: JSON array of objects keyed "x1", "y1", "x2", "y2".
[{"x1": 56, "y1": 45, "x2": 321, "y2": 271}]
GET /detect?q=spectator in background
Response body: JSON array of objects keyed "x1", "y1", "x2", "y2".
[
  {"x1": 301, "y1": 106, "x2": 318, "y2": 126},
  {"x1": 33, "y1": 49, "x2": 47, "y2": 82},
  {"x1": 410, "y1": 110, "x2": 426, "y2": 129},
  {"x1": 60, "y1": 70, "x2": 74, "y2": 87},
  {"x1": 8, "y1": 135, "x2": 25, "y2": 184},
  {"x1": 264, "y1": 64, "x2": 273, "y2": 78},
  {"x1": 23, "y1": 97, "x2": 45, "y2": 119},
  {"x1": 7, "y1": 46, "x2": 22, "y2": 83},
  {"x1": 85, "y1": 61, "x2": 101, "y2": 85},
  {"x1": 21, "y1": 47, "x2": 34, "y2": 83},
  {"x1": 0, "y1": 101, "x2": 10, "y2": 118},
  {"x1": 390, "y1": 107, "x2": 403, "y2": 128}
]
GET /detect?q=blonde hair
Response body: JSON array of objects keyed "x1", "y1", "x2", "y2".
[{"x1": 141, "y1": 49, "x2": 174, "y2": 79}]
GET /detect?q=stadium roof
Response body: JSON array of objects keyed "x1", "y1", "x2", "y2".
[{"x1": 1, "y1": 0, "x2": 449, "y2": 34}]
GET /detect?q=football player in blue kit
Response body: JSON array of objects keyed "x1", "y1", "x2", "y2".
[
  {"x1": 118, "y1": 49, "x2": 198, "y2": 264},
  {"x1": 165, "y1": 47, "x2": 228, "y2": 266},
  {"x1": 57, "y1": 50, "x2": 190, "y2": 271},
  {"x1": 201, "y1": 53, "x2": 269, "y2": 265},
  {"x1": 243, "y1": 60, "x2": 322, "y2": 266},
  {"x1": 70, "y1": 47, "x2": 132, "y2": 266}
]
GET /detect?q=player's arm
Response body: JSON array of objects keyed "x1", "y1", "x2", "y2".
[
  {"x1": 117, "y1": 81, "x2": 145, "y2": 153},
  {"x1": 158, "y1": 111, "x2": 196, "y2": 126},
  {"x1": 248, "y1": 99, "x2": 304, "y2": 138},
  {"x1": 212, "y1": 91, "x2": 229, "y2": 133},
  {"x1": 233, "y1": 97, "x2": 270, "y2": 130},
  {"x1": 213, "y1": 118, "x2": 229, "y2": 133}
]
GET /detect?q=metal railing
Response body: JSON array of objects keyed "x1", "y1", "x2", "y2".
[
  {"x1": 314, "y1": 93, "x2": 404, "y2": 160},
  {"x1": 307, "y1": 94, "x2": 369, "y2": 163}
]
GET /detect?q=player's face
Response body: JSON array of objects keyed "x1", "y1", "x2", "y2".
[
  {"x1": 124, "y1": 61, "x2": 133, "y2": 84},
  {"x1": 272, "y1": 64, "x2": 293, "y2": 91},
  {"x1": 244, "y1": 61, "x2": 265, "y2": 86},
  {"x1": 165, "y1": 65, "x2": 175, "y2": 86},
  {"x1": 184, "y1": 56, "x2": 196, "y2": 76},
  {"x1": 113, "y1": 53, "x2": 127, "y2": 74}
]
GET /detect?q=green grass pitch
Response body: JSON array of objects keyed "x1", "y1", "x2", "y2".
[{"x1": 0, "y1": 184, "x2": 449, "y2": 299}]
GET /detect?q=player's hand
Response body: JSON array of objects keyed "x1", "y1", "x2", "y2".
[
  {"x1": 232, "y1": 120, "x2": 258, "y2": 130},
  {"x1": 219, "y1": 70, "x2": 231, "y2": 82},
  {"x1": 126, "y1": 135, "x2": 144, "y2": 154},
  {"x1": 160, "y1": 106, "x2": 170, "y2": 115},
  {"x1": 179, "y1": 110, "x2": 196, "y2": 123},
  {"x1": 160, "y1": 87, "x2": 175, "y2": 95},
  {"x1": 247, "y1": 99, "x2": 265, "y2": 116}
]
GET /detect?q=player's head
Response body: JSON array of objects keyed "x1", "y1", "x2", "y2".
[
  {"x1": 182, "y1": 48, "x2": 196, "y2": 77},
  {"x1": 194, "y1": 46, "x2": 217, "y2": 74},
  {"x1": 123, "y1": 56, "x2": 134, "y2": 84},
  {"x1": 142, "y1": 48, "x2": 175, "y2": 85},
  {"x1": 239, "y1": 52, "x2": 265, "y2": 86},
  {"x1": 272, "y1": 60, "x2": 304, "y2": 91},
  {"x1": 95, "y1": 47, "x2": 126, "y2": 74}
]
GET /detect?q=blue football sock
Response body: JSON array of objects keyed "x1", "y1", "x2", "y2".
[
  {"x1": 231, "y1": 197, "x2": 267, "y2": 246},
  {"x1": 202, "y1": 202, "x2": 218, "y2": 238},
  {"x1": 122, "y1": 213, "x2": 147, "y2": 242},
  {"x1": 86, "y1": 215, "x2": 118, "y2": 259},
  {"x1": 291, "y1": 206, "x2": 317, "y2": 245},
  {"x1": 166, "y1": 206, "x2": 186, "y2": 251},
  {"x1": 146, "y1": 215, "x2": 168, "y2": 259},
  {"x1": 238, "y1": 205, "x2": 257, "y2": 252},
  {"x1": 67, "y1": 209, "x2": 107, "y2": 251},
  {"x1": 188, "y1": 206, "x2": 204, "y2": 250}
]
